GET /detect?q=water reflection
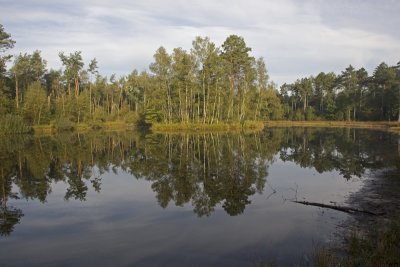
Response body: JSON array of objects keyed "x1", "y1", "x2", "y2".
[
  {"x1": 130, "y1": 132, "x2": 281, "y2": 216},
  {"x1": 0, "y1": 128, "x2": 399, "y2": 236}
]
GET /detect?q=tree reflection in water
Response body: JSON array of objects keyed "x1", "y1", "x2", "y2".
[{"x1": 0, "y1": 128, "x2": 398, "y2": 235}]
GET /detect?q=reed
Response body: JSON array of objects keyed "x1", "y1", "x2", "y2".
[
  {"x1": 0, "y1": 114, "x2": 32, "y2": 134},
  {"x1": 151, "y1": 121, "x2": 265, "y2": 132}
]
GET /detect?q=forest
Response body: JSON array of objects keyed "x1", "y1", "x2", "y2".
[{"x1": 0, "y1": 24, "x2": 399, "y2": 133}]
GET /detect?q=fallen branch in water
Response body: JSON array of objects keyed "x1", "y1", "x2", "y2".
[{"x1": 292, "y1": 200, "x2": 385, "y2": 216}]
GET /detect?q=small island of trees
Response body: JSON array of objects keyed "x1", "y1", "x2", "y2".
[{"x1": 0, "y1": 24, "x2": 399, "y2": 134}]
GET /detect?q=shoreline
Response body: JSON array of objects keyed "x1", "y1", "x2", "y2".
[
  {"x1": 344, "y1": 168, "x2": 400, "y2": 239},
  {"x1": 264, "y1": 120, "x2": 400, "y2": 132},
  {"x1": 4, "y1": 120, "x2": 399, "y2": 135},
  {"x1": 317, "y1": 168, "x2": 400, "y2": 265},
  {"x1": 150, "y1": 121, "x2": 265, "y2": 132},
  {"x1": 31, "y1": 121, "x2": 136, "y2": 135}
]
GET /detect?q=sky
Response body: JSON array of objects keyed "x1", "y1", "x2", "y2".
[{"x1": 1, "y1": 0, "x2": 399, "y2": 86}]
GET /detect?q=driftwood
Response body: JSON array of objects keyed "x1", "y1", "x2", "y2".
[{"x1": 292, "y1": 200, "x2": 385, "y2": 216}]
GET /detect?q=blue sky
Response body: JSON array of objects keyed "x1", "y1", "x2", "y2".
[{"x1": 1, "y1": 0, "x2": 399, "y2": 86}]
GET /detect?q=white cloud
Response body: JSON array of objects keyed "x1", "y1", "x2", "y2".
[{"x1": 1, "y1": 0, "x2": 399, "y2": 85}]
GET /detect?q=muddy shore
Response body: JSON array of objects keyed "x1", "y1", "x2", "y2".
[
  {"x1": 322, "y1": 168, "x2": 400, "y2": 265},
  {"x1": 344, "y1": 168, "x2": 400, "y2": 236}
]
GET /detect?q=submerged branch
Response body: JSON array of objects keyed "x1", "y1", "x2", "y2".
[{"x1": 292, "y1": 200, "x2": 385, "y2": 216}]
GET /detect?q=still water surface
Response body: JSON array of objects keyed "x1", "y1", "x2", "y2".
[{"x1": 0, "y1": 128, "x2": 398, "y2": 266}]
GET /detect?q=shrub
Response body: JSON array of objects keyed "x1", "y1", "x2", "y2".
[
  {"x1": 144, "y1": 108, "x2": 163, "y2": 124},
  {"x1": 293, "y1": 110, "x2": 305, "y2": 121},
  {"x1": 305, "y1": 107, "x2": 316, "y2": 121},
  {"x1": 123, "y1": 111, "x2": 139, "y2": 124},
  {"x1": 0, "y1": 114, "x2": 32, "y2": 134},
  {"x1": 53, "y1": 116, "x2": 74, "y2": 131},
  {"x1": 92, "y1": 108, "x2": 108, "y2": 122}
]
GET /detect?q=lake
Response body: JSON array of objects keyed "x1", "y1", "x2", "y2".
[{"x1": 0, "y1": 128, "x2": 399, "y2": 266}]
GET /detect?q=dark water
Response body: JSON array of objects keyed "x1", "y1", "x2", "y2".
[{"x1": 0, "y1": 128, "x2": 399, "y2": 266}]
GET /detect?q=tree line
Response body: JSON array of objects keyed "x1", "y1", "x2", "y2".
[
  {"x1": 281, "y1": 63, "x2": 400, "y2": 121},
  {"x1": 0, "y1": 24, "x2": 399, "y2": 130}
]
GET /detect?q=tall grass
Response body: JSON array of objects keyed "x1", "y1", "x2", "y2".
[
  {"x1": 0, "y1": 114, "x2": 32, "y2": 134},
  {"x1": 264, "y1": 120, "x2": 400, "y2": 131},
  {"x1": 151, "y1": 121, "x2": 265, "y2": 132},
  {"x1": 311, "y1": 218, "x2": 400, "y2": 267}
]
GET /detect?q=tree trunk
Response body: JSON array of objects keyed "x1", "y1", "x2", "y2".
[
  {"x1": 398, "y1": 108, "x2": 400, "y2": 122},
  {"x1": 62, "y1": 94, "x2": 65, "y2": 114},
  {"x1": 398, "y1": 133, "x2": 400, "y2": 158},
  {"x1": 185, "y1": 84, "x2": 188, "y2": 123},
  {"x1": 167, "y1": 83, "x2": 172, "y2": 123},
  {"x1": 74, "y1": 77, "x2": 79, "y2": 97},
  {"x1": 118, "y1": 87, "x2": 123, "y2": 119},
  {"x1": 197, "y1": 88, "x2": 200, "y2": 123},
  {"x1": 320, "y1": 95, "x2": 324, "y2": 113},
  {"x1": 106, "y1": 94, "x2": 109, "y2": 114},
  {"x1": 202, "y1": 70, "x2": 206, "y2": 123},
  {"x1": 37, "y1": 105, "x2": 42, "y2": 125},
  {"x1": 292, "y1": 200, "x2": 384, "y2": 216},
  {"x1": 15, "y1": 75, "x2": 19, "y2": 109},
  {"x1": 217, "y1": 85, "x2": 221, "y2": 123},
  {"x1": 228, "y1": 76, "x2": 234, "y2": 120},
  {"x1": 348, "y1": 108, "x2": 351, "y2": 121},
  {"x1": 254, "y1": 102, "x2": 259, "y2": 121},
  {"x1": 178, "y1": 86, "x2": 183, "y2": 122},
  {"x1": 398, "y1": 87, "x2": 400, "y2": 122},
  {"x1": 89, "y1": 82, "x2": 92, "y2": 116},
  {"x1": 381, "y1": 84, "x2": 385, "y2": 120},
  {"x1": 240, "y1": 80, "x2": 247, "y2": 122},
  {"x1": 143, "y1": 85, "x2": 147, "y2": 112}
]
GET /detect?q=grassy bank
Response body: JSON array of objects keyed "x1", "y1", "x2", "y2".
[
  {"x1": 264, "y1": 120, "x2": 400, "y2": 132},
  {"x1": 32, "y1": 121, "x2": 135, "y2": 135},
  {"x1": 312, "y1": 217, "x2": 400, "y2": 267},
  {"x1": 150, "y1": 121, "x2": 265, "y2": 132},
  {"x1": 344, "y1": 218, "x2": 400, "y2": 266},
  {"x1": 10, "y1": 120, "x2": 400, "y2": 135},
  {"x1": 152, "y1": 120, "x2": 400, "y2": 133}
]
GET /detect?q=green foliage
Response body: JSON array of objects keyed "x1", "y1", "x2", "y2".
[
  {"x1": 53, "y1": 116, "x2": 74, "y2": 131},
  {"x1": 10, "y1": 50, "x2": 47, "y2": 110},
  {"x1": 0, "y1": 114, "x2": 31, "y2": 134},
  {"x1": 305, "y1": 106, "x2": 316, "y2": 120},
  {"x1": 0, "y1": 24, "x2": 15, "y2": 75},
  {"x1": 334, "y1": 111, "x2": 344, "y2": 121},
  {"x1": 74, "y1": 91, "x2": 90, "y2": 123},
  {"x1": 260, "y1": 89, "x2": 284, "y2": 120},
  {"x1": 123, "y1": 111, "x2": 139, "y2": 124},
  {"x1": 281, "y1": 62, "x2": 400, "y2": 122},
  {"x1": 221, "y1": 35, "x2": 255, "y2": 121},
  {"x1": 92, "y1": 108, "x2": 108, "y2": 122},
  {"x1": 293, "y1": 110, "x2": 305, "y2": 121},
  {"x1": 0, "y1": 89, "x2": 13, "y2": 115},
  {"x1": 144, "y1": 108, "x2": 163, "y2": 124},
  {"x1": 22, "y1": 81, "x2": 49, "y2": 125},
  {"x1": 59, "y1": 51, "x2": 84, "y2": 97}
]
